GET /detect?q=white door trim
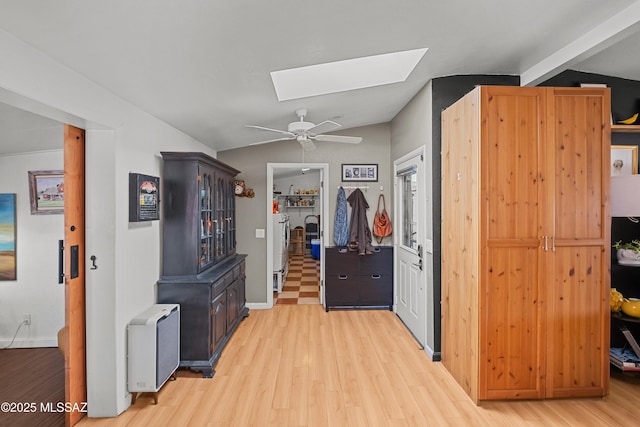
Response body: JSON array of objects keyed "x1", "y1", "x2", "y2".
[{"x1": 265, "y1": 163, "x2": 329, "y2": 308}]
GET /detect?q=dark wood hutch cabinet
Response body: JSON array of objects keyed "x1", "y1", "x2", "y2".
[{"x1": 157, "y1": 151, "x2": 248, "y2": 378}]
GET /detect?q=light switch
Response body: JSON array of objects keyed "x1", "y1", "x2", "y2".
[{"x1": 255, "y1": 229, "x2": 265, "y2": 239}]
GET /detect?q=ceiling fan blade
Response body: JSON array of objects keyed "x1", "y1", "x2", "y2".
[
  {"x1": 245, "y1": 125, "x2": 295, "y2": 137},
  {"x1": 248, "y1": 136, "x2": 296, "y2": 146},
  {"x1": 307, "y1": 120, "x2": 341, "y2": 135},
  {"x1": 313, "y1": 134, "x2": 362, "y2": 144}
]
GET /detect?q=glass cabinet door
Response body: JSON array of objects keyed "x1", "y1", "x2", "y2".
[
  {"x1": 199, "y1": 169, "x2": 214, "y2": 271},
  {"x1": 226, "y1": 176, "x2": 236, "y2": 256},
  {"x1": 214, "y1": 172, "x2": 226, "y2": 262}
]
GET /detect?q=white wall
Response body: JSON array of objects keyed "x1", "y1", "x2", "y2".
[
  {"x1": 0, "y1": 149, "x2": 64, "y2": 348},
  {"x1": 0, "y1": 29, "x2": 214, "y2": 416}
]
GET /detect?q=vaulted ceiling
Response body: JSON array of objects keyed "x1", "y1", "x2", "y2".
[{"x1": 1, "y1": 0, "x2": 640, "y2": 155}]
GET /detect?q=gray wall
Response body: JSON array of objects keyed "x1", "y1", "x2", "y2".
[
  {"x1": 218, "y1": 123, "x2": 392, "y2": 304},
  {"x1": 390, "y1": 75, "x2": 520, "y2": 359}
]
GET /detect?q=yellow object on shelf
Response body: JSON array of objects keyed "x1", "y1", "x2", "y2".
[
  {"x1": 617, "y1": 112, "x2": 639, "y2": 125},
  {"x1": 621, "y1": 298, "x2": 640, "y2": 318},
  {"x1": 611, "y1": 288, "x2": 624, "y2": 312}
]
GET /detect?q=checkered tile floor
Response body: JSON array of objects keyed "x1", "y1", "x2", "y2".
[{"x1": 274, "y1": 254, "x2": 320, "y2": 305}]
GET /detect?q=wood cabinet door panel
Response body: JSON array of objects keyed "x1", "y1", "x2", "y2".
[
  {"x1": 483, "y1": 88, "x2": 544, "y2": 241},
  {"x1": 226, "y1": 281, "x2": 239, "y2": 329},
  {"x1": 550, "y1": 91, "x2": 608, "y2": 241},
  {"x1": 546, "y1": 246, "x2": 608, "y2": 397},
  {"x1": 545, "y1": 88, "x2": 610, "y2": 397},
  {"x1": 211, "y1": 292, "x2": 226, "y2": 354},
  {"x1": 481, "y1": 247, "x2": 542, "y2": 399}
]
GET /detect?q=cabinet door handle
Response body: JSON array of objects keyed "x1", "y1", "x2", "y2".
[
  {"x1": 543, "y1": 236, "x2": 548, "y2": 251},
  {"x1": 338, "y1": 248, "x2": 348, "y2": 254},
  {"x1": 551, "y1": 236, "x2": 555, "y2": 252},
  {"x1": 371, "y1": 274, "x2": 381, "y2": 279},
  {"x1": 338, "y1": 275, "x2": 349, "y2": 280}
]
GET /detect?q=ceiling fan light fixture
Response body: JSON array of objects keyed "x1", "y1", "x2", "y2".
[
  {"x1": 297, "y1": 135, "x2": 316, "y2": 151},
  {"x1": 288, "y1": 120, "x2": 315, "y2": 133}
]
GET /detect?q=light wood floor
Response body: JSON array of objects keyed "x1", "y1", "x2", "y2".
[{"x1": 78, "y1": 305, "x2": 640, "y2": 426}]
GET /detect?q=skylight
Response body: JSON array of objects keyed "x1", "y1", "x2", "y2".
[{"x1": 270, "y1": 48, "x2": 428, "y2": 101}]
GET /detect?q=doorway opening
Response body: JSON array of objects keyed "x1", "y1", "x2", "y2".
[{"x1": 266, "y1": 163, "x2": 329, "y2": 308}]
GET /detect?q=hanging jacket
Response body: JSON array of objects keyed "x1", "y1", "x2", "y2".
[
  {"x1": 333, "y1": 186, "x2": 349, "y2": 246},
  {"x1": 347, "y1": 188, "x2": 375, "y2": 255}
]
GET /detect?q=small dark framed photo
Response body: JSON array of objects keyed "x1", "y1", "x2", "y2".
[{"x1": 341, "y1": 164, "x2": 378, "y2": 182}]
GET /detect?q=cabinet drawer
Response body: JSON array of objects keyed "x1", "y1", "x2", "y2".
[
  {"x1": 232, "y1": 264, "x2": 241, "y2": 280},
  {"x1": 359, "y1": 274, "x2": 393, "y2": 306},
  {"x1": 359, "y1": 247, "x2": 393, "y2": 275},
  {"x1": 325, "y1": 276, "x2": 359, "y2": 305},
  {"x1": 212, "y1": 277, "x2": 227, "y2": 296},
  {"x1": 325, "y1": 247, "x2": 359, "y2": 276}
]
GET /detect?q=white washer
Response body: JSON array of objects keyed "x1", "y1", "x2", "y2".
[{"x1": 272, "y1": 213, "x2": 289, "y2": 292}]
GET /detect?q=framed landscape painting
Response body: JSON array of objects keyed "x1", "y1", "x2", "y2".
[{"x1": 0, "y1": 193, "x2": 17, "y2": 281}]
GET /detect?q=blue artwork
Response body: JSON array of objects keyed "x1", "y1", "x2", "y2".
[{"x1": 0, "y1": 193, "x2": 17, "y2": 280}]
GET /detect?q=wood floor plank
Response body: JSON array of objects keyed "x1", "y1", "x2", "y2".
[
  {"x1": 73, "y1": 305, "x2": 640, "y2": 427},
  {"x1": 0, "y1": 347, "x2": 65, "y2": 427}
]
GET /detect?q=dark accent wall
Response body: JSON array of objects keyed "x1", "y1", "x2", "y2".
[
  {"x1": 430, "y1": 75, "x2": 520, "y2": 360},
  {"x1": 539, "y1": 69, "x2": 640, "y2": 125}
]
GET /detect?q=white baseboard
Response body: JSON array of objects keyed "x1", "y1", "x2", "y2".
[
  {"x1": 246, "y1": 302, "x2": 271, "y2": 310},
  {"x1": 424, "y1": 345, "x2": 435, "y2": 360},
  {"x1": 0, "y1": 339, "x2": 58, "y2": 348}
]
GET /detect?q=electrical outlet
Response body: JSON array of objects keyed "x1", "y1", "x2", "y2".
[{"x1": 23, "y1": 314, "x2": 31, "y2": 325}]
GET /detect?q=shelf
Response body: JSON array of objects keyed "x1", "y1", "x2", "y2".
[
  {"x1": 611, "y1": 125, "x2": 640, "y2": 133},
  {"x1": 612, "y1": 311, "x2": 640, "y2": 324},
  {"x1": 276, "y1": 194, "x2": 318, "y2": 197}
]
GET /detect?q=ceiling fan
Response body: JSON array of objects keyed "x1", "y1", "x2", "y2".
[{"x1": 246, "y1": 108, "x2": 362, "y2": 151}]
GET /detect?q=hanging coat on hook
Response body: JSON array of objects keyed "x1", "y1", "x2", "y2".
[
  {"x1": 333, "y1": 186, "x2": 349, "y2": 246},
  {"x1": 347, "y1": 188, "x2": 375, "y2": 255}
]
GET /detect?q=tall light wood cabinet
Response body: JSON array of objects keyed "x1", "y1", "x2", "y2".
[{"x1": 441, "y1": 86, "x2": 611, "y2": 402}]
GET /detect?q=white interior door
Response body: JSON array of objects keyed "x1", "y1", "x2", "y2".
[{"x1": 395, "y1": 152, "x2": 426, "y2": 346}]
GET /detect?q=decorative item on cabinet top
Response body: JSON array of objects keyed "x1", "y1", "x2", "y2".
[
  {"x1": 614, "y1": 239, "x2": 640, "y2": 266},
  {"x1": 622, "y1": 298, "x2": 640, "y2": 318},
  {"x1": 234, "y1": 179, "x2": 255, "y2": 198},
  {"x1": 129, "y1": 173, "x2": 160, "y2": 222}
]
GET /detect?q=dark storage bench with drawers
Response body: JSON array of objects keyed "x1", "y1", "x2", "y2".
[{"x1": 324, "y1": 246, "x2": 393, "y2": 311}]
